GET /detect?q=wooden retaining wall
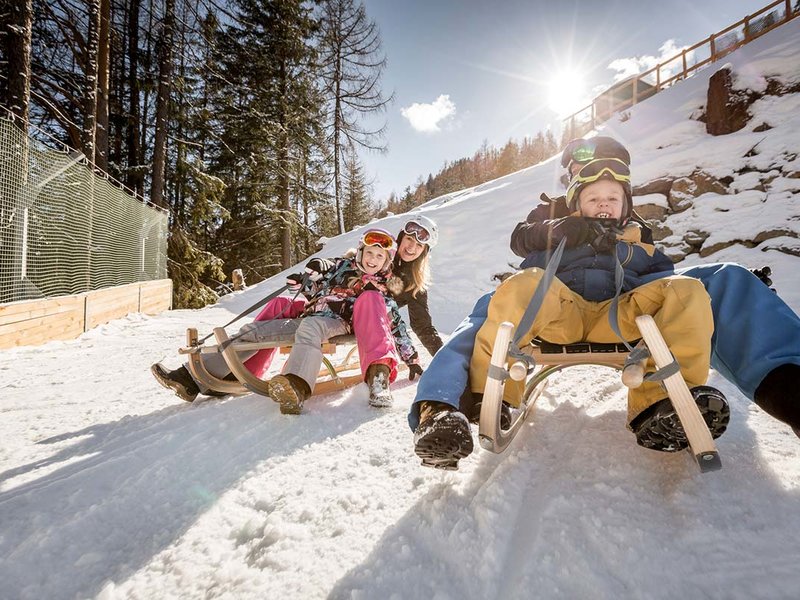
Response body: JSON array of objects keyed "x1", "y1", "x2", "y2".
[{"x1": 0, "y1": 279, "x2": 172, "y2": 349}]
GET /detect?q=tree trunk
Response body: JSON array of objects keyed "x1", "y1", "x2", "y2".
[
  {"x1": 334, "y1": 66, "x2": 344, "y2": 234},
  {"x1": 82, "y1": 0, "x2": 101, "y2": 164},
  {"x1": 1, "y1": 0, "x2": 33, "y2": 131},
  {"x1": 279, "y1": 61, "x2": 292, "y2": 268},
  {"x1": 126, "y1": 0, "x2": 142, "y2": 195},
  {"x1": 94, "y1": 0, "x2": 111, "y2": 171},
  {"x1": 150, "y1": 0, "x2": 175, "y2": 209}
]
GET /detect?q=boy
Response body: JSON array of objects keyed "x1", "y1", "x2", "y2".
[{"x1": 414, "y1": 158, "x2": 730, "y2": 469}]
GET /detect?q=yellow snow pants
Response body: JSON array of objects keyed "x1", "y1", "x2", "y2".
[{"x1": 469, "y1": 269, "x2": 714, "y2": 423}]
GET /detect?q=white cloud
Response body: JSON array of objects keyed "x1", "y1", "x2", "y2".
[
  {"x1": 608, "y1": 39, "x2": 692, "y2": 82},
  {"x1": 400, "y1": 94, "x2": 456, "y2": 133}
]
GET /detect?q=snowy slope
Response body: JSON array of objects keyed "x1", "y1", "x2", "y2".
[{"x1": 2, "y1": 18, "x2": 800, "y2": 600}]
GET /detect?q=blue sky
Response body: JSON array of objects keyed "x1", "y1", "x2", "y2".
[{"x1": 359, "y1": 0, "x2": 772, "y2": 202}]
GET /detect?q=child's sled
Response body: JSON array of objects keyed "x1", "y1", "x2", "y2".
[
  {"x1": 178, "y1": 323, "x2": 364, "y2": 399},
  {"x1": 478, "y1": 315, "x2": 722, "y2": 473}
]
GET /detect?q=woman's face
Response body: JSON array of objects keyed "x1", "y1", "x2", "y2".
[
  {"x1": 398, "y1": 235, "x2": 425, "y2": 262},
  {"x1": 360, "y1": 245, "x2": 389, "y2": 275}
]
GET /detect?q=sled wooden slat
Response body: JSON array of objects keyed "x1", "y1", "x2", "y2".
[
  {"x1": 179, "y1": 334, "x2": 357, "y2": 355},
  {"x1": 185, "y1": 328, "x2": 248, "y2": 395},
  {"x1": 635, "y1": 315, "x2": 721, "y2": 471}
]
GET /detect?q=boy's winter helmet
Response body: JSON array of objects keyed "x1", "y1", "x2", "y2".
[
  {"x1": 400, "y1": 214, "x2": 439, "y2": 249},
  {"x1": 566, "y1": 158, "x2": 633, "y2": 220},
  {"x1": 357, "y1": 227, "x2": 397, "y2": 272}
]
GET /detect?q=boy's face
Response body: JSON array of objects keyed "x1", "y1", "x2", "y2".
[
  {"x1": 578, "y1": 179, "x2": 625, "y2": 220},
  {"x1": 361, "y1": 245, "x2": 388, "y2": 275}
]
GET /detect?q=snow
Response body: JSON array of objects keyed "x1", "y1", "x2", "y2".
[{"x1": 2, "y1": 17, "x2": 800, "y2": 600}]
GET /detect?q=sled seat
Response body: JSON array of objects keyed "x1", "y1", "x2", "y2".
[
  {"x1": 179, "y1": 326, "x2": 362, "y2": 398},
  {"x1": 527, "y1": 338, "x2": 637, "y2": 367}
]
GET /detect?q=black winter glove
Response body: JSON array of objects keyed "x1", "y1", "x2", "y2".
[
  {"x1": 305, "y1": 258, "x2": 335, "y2": 281},
  {"x1": 286, "y1": 272, "x2": 305, "y2": 291},
  {"x1": 550, "y1": 216, "x2": 591, "y2": 247},
  {"x1": 585, "y1": 218, "x2": 624, "y2": 252},
  {"x1": 750, "y1": 266, "x2": 776, "y2": 293},
  {"x1": 408, "y1": 363, "x2": 424, "y2": 381}
]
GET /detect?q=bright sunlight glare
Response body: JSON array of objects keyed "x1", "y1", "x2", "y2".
[{"x1": 547, "y1": 69, "x2": 587, "y2": 116}]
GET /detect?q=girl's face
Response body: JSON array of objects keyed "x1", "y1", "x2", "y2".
[
  {"x1": 578, "y1": 179, "x2": 625, "y2": 220},
  {"x1": 398, "y1": 235, "x2": 425, "y2": 262},
  {"x1": 360, "y1": 245, "x2": 389, "y2": 275}
]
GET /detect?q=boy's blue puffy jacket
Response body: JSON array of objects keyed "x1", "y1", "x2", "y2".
[{"x1": 519, "y1": 222, "x2": 674, "y2": 302}]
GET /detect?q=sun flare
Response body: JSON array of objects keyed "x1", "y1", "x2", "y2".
[{"x1": 547, "y1": 68, "x2": 587, "y2": 116}]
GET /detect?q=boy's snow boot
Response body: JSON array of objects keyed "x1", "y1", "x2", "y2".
[
  {"x1": 151, "y1": 363, "x2": 199, "y2": 402},
  {"x1": 468, "y1": 397, "x2": 513, "y2": 430},
  {"x1": 630, "y1": 385, "x2": 730, "y2": 452},
  {"x1": 366, "y1": 363, "x2": 393, "y2": 408},
  {"x1": 268, "y1": 373, "x2": 311, "y2": 415},
  {"x1": 414, "y1": 401, "x2": 474, "y2": 470},
  {"x1": 754, "y1": 364, "x2": 800, "y2": 438}
]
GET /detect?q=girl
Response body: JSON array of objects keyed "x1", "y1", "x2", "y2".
[{"x1": 151, "y1": 228, "x2": 419, "y2": 413}]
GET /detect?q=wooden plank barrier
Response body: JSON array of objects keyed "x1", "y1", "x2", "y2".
[{"x1": 0, "y1": 279, "x2": 172, "y2": 349}]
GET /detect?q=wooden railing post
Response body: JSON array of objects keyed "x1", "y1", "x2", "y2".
[
  {"x1": 656, "y1": 64, "x2": 661, "y2": 89},
  {"x1": 710, "y1": 34, "x2": 716, "y2": 61},
  {"x1": 682, "y1": 49, "x2": 688, "y2": 78},
  {"x1": 632, "y1": 77, "x2": 639, "y2": 105},
  {"x1": 744, "y1": 15, "x2": 751, "y2": 40}
]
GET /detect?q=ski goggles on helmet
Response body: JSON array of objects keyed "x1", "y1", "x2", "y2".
[
  {"x1": 566, "y1": 158, "x2": 631, "y2": 208},
  {"x1": 360, "y1": 228, "x2": 396, "y2": 250},
  {"x1": 402, "y1": 220, "x2": 433, "y2": 245}
]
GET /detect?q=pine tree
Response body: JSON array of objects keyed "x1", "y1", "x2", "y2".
[
  {"x1": 317, "y1": 0, "x2": 390, "y2": 235},
  {"x1": 209, "y1": 0, "x2": 321, "y2": 278},
  {"x1": 342, "y1": 142, "x2": 373, "y2": 231}
]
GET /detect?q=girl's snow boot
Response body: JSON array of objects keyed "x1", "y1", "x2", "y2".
[
  {"x1": 268, "y1": 374, "x2": 311, "y2": 415},
  {"x1": 366, "y1": 363, "x2": 393, "y2": 408}
]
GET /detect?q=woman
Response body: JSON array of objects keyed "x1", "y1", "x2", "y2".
[{"x1": 391, "y1": 215, "x2": 444, "y2": 357}]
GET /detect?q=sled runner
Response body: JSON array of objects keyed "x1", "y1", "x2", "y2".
[
  {"x1": 478, "y1": 315, "x2": 722, "y2": 473},
  {"x1": 178, "y1": 325, "x2": 364, "y2": 398}
]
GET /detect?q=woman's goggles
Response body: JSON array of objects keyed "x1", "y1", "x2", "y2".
[
  {"x1": 361, "y1": 229, "x2": 396, "y2": 250},
  {"x1": 561, "y1": 137, "x2": 632, "y2": 177},
  {"x1": 566, "y1": 158, "x2": 631, "y2": 206},
  {"x1": 402, "y1": 221, "x2": 432, "y2": 244}
]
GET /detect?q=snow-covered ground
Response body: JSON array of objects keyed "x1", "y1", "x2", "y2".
[{"x1": 2, "y1": 17, "x2": 800, "y2": 600}]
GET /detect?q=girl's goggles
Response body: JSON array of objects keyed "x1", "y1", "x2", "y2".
[
  {"x1": 402, "y1": 221, "x2": 432, "y2": 244},
  {"x1": 361, "y1": 229, "x2": 396, "y2": 250},
  {"x1": 566, "y1": 158, "x2": 631, "y2": 206}
]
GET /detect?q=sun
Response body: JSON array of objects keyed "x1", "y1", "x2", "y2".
[{"x1": 546, "y1": 68, "x2": 587, "y2": 116}]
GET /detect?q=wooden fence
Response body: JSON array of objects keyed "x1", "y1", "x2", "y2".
[
  {"x1": 562, "y1": 0, "x2": 800, "y2": 140},
  {"x1": 0, "y1": 279, "x2": 172, "y2": 349}
]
